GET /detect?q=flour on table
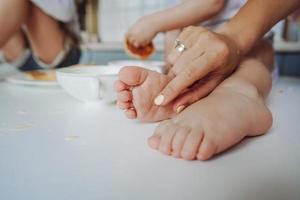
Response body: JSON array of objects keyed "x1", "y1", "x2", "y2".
[
  {"x1": 0, "y1": 122, "x2": 35, "y2": 133},
  {"x1": 65, "y1": 135, "x2": 80, "y2": 141}
]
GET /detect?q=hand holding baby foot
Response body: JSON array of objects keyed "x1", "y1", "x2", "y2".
[
  {"x1": 154, "y1": 26, "x2": 241, "y2": 111},
  {"x1": 126, "y1": 16, "x2": 158, "y2": 48}
]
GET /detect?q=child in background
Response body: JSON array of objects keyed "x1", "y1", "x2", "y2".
[{"x1": 0, "y1": 0, "x2": 81, "y2": 71}]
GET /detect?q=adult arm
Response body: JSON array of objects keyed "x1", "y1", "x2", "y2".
[{"x1": 155, "y1": 0, "x2": 300, "y2": 107}]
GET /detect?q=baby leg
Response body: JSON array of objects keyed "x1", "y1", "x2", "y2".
[{"x1": 148, "y1": 40, "x2": 274, "y2": 160}]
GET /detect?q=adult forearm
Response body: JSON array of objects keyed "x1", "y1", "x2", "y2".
[
  {"x1": 218, "y1": 0, "x2": 300, "y2": 55},
  {"x1": 150, "y1": 0, "x2": 225, "y2": 32}
]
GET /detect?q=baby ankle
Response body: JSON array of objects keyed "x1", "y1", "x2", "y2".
[{"x1": 218, "y1": 79, "x2": 262, "y2": 100}]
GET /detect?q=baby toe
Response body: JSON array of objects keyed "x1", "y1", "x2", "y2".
[
  {"x1": 181, "y1": 130, "x2": 204, "y2": 160},
  {"x1": 171, "y1": 127, "x2": 190, "y2": 158},
  {"x1": 124, "y1": 108, "x2": 137, "y2": 119},
  {"x1": 148, "y1": 120, "x2": 173, "y2": 151},
  {"x1": 117, "y1": 90, "x2": 132, "y2": 102},
  {"x1": 114, "y1": 80, "x2": 128, "y2": 92},
  {"x1": 197, "y1": 138, "x2": 217, "y2": 161},
  {"x1": 117, "y1": 101, "x2": 133, "y2": 110},
  {"x1": 158, "y1": 126, "x2": 178, "y2": 155},
  {"x1": 147, "y1": 135, "x2": 161, "y2": 150},
  {"x1": 119, "y1": 66, "x2": 148, "y2": 86}
]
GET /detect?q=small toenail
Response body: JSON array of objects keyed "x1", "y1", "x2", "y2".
[
  {"x1": 124, "y1": 108, "x2": 133, "y2": 113},
  {"x1": 154, "y1": 94, "x2": 164, "y2": 105},
  {"x1": 176, "y1": 105, "x2": 185, "y2": 113}
]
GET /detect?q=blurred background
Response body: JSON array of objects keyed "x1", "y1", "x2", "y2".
[
  {"x1": 83, "y1": 0, "x2": 300, "y2": 77},
  {"x1": 1, "y1": 0, "x2": 300, "y2": 77}
]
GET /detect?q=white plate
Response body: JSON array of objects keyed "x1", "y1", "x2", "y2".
[{"x1": 5, "y1": 73, "x2": 58, "y2": 86}]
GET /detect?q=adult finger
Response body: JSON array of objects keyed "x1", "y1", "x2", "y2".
[
  {"x1": 167, "y1": 26, "x2": 204, "y2": 66},
  {"x1": 167, "y1": 41, "x2": 206, "y2": 78},
  {"x1": 154, "y1": 56, "x2": 212, "y2": 106},
  {"x1": 173, "y1": 78, "x2": 221, "y2": 113}
]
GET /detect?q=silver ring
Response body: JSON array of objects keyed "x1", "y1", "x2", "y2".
[{"x1": 174, "y1": 39, "x2": 187, "y2": 53}]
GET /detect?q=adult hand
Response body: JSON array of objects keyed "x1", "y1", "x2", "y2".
[
  {"x1": 154, "y1": 26, "x2": 241, "y2": 110},
  {"x1": 164, "y1": 29, "x2": 181, "y2": 72}
]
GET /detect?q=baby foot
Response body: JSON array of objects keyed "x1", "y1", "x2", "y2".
[
  {"x1": 148, "y1": 81, "x2": 273, "y2": 160},
  {"x1": 114, "y1": 66, "x2": 176, "y2": 122}
]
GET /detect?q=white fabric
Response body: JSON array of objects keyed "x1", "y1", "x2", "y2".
[
  {"x1": 201, "y1": 0, "x2": 247, "y2": 29},
  {"x1": 166, "y1": 0, "x2": 247, "y2": 29},
  {"x1": 99, "y1": 0, "x2": 170, "y2": 42},
  {"x1": 30, "y1": 0, "x2": 80, "y2": 37}
]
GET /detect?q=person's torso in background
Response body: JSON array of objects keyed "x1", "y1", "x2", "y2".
[
  {"x1": 99, "y1": 0, "x2": 172, "y2": 43},
  {"x1": 30, "y1": 0, "x2": 80, "y2": 38},
  {"x1": 201, "y1": 0, "x2": 247, "y2": 30},
  {"x1": 99, "y1": 0, "x2": 247, "y2": 43}
]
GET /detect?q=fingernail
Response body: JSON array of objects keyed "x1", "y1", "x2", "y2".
[
  {"x1": 176, "y1": 105, "x2": 185, "y2": 113},
  {"x1": 154, "y1": 94, "x2": 164, "y2": 105}
]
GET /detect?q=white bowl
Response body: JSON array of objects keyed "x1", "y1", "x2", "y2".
[
  {"x1": 56, "y1": 65, "x2": 120, "y2": 103},
  {"x1": 108, "y1": 60, "x2": 166, "y2": 74}
]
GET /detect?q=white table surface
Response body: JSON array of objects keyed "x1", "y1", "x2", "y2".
[{"x1": 0, "y1": 77, "x2": 300, "y2": 200}]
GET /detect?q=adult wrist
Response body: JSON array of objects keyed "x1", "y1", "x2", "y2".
[{"x1": 216, "y1": 25, "x2": 245, "y2": 57}]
